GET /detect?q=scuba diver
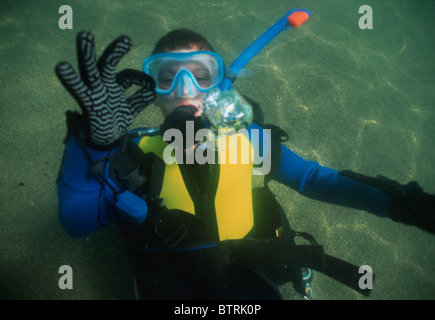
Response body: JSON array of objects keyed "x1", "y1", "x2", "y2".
[{"x1": 55, "y1": 11, "x2": 435, "y2": 299}]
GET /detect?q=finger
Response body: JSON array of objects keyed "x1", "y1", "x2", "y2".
[
  {"x1": 128, "y1": 88, "x2": 156, "y2": 116},
  {"x1": 55, "y1": 61, "x2": 89, "y2": 107},
  {"x1": 98, "y1": 35, "x2": 133, "y2": 83},
  {"x1": 76, "y1": 31, "x2": 102, "y2": 90},
  {"x1": 117, "y1": 69, "x2": 156, "y2": 115},
  {"x1": 116, "y1": 69, "x2": 156, "y2": 90}
]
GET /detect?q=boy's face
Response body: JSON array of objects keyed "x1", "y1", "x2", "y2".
[{"x1": 154, "y1": 44, "x2": 207, "y2": 118}]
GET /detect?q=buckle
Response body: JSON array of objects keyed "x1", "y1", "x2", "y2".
[{"x1": 119, "y1": 166, "x2": 146, "y2": 193}]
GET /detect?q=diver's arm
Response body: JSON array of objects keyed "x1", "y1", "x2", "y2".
[
  {"x1": 273, "y1": 144, "x2": 391, "y2": 216},
  {"x1": 57, "y1": 133, "x2": 116, "y2": 236},
  {"x1": 247, "y1": 123, "x2": 390, "y2": 215},
  {"x1": 273, "y1": 144, "x2": 435, "y2": 234},
  {"x1": 55, "y1": 32, "x2": 155, "y2": 236}
]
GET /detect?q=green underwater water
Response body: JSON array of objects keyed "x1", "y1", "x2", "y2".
[{"x1": 0, "y1": 0, "x2": 434, "y2": 300}]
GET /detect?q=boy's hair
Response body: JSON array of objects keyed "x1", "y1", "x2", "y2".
[{"x1": 152, "y1": 28, "x2": 215, "y2": 54}]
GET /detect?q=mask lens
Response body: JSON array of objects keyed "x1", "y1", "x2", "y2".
[{"x1": 188, "y1": 63, "x2": 213, "y2": 89}]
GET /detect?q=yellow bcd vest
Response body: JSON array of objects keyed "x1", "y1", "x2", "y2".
[{"x1": 138, "y1": 130, "x2": 255, "y2": 241}]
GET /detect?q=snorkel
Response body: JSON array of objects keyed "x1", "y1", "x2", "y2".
[
  {"x1": 202, "y1": 8, "x2": 311, "y2": 132},
  {"x1": 220, "y1": 8, "x2": 310, "y2": 91}
]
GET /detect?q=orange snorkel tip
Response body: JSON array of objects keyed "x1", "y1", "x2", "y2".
[{"x1": 287, "y1": 10, "x2": 310, "y2": 28}]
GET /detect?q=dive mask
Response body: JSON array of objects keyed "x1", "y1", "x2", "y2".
[{"x1": 143, "y1": 51, "x2": 225, "y2": 97}]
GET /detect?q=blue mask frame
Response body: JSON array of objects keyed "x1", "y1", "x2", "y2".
[{"x1": 142, "y1": 51, "x2": 225, "y2": 96}]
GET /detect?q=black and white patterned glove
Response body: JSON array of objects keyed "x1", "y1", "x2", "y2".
[{"x1": 55, "y1": 32, "x2": 156, "y2": 149}]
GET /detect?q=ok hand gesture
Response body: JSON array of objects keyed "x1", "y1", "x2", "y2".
[{"x1": 56, "y1": 32, "x2": 156, "y2": 148}]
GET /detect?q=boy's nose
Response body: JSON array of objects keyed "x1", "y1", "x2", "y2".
[
  {"x1": 182, "y1": 78, "x2": 190, "y2": 95},
  {"x1": 175, "y1": 74, "x2": 197, "y2": 98}
]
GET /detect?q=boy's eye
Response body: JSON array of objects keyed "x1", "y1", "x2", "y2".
[
  {"x1": 194, "y1": 74, "x2": 211, "y2": 87},
  {"x1": 159, "y1": 77, "x2": 174, "y2": 88},
  {"x1": 196, "y1": 78, "x2": 211, "y2": 86}
]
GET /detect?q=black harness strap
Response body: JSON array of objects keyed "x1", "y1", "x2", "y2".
[
  {"x1": 147, "y1": 156, "x2": 165, "y2": 200},
  {"x1": 223, "y1": 239, "x2": 372, "y2": 297}
]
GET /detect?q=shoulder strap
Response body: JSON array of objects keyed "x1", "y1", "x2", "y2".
[{"x1": 263, "y1": 126, "x2": 283, "y2": 184}]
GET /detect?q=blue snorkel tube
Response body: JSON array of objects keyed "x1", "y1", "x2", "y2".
[
  {"x1": 202, "y1": 8, "x2": 310, "y2": 132},
  {"x1": 220, "y1": 8, "x2": 311, "y2": 91}
]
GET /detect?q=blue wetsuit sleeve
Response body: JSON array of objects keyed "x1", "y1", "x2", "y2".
[
  {"x1": 57, "y1": 134, "x2": 117, "y2": 236},
  {"x1": 273, "y1": 143, "x2": 392, "y2": 217}
]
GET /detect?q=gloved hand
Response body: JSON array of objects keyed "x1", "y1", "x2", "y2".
[
  {"x1": 340, "y1": 170, "x2": 435, "y2": 234},
  {"x1": 55, "y1": 31, "x2": 156, "y2": 149},
  {"x1": 385, "y1": 179, "x2": 435, "y2": 234}
]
